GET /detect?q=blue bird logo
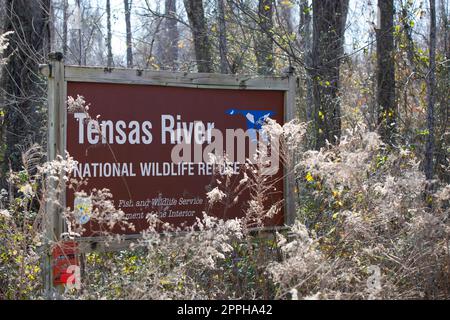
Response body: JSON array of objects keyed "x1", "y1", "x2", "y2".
[{"x1": 225, "y1": 108, "x2": 276, "y2": 141}]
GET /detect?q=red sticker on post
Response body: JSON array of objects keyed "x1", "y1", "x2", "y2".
[{"x1": 52, "y1": 241, "x2": 80, "y2": 287}]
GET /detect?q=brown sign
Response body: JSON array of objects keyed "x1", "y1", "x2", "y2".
[{"x1": 65, "y1": 79, "x2": 287, "y2": 237}]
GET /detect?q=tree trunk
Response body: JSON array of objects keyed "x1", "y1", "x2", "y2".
[
  {"x1": 1, "y1": 0, "x2": 51, "y2": 172},
  {"x1": 375, "y1": 0, "x2": 396, "y2": 144},
  {"x1": 165, "y1": 0, "x2": 179, "y2": 70},
  {"x1": 435, "y1": 0, "x2": 450, "y2": 181},
  {"x1": 278, "y1": 0, "x2": 294, "y2": 35},
  {"x1": 255, "y1": 0, "x2": 274, "y2": 75},
  {"x1": 49, "y1": 0, "x2": 56, "y2": 52},
  {"x1": 106, "y1": 0, "x2": 113, "y2": 67},
  {"x1": 124, "y1": 0, "x2": 133, "y2": 68},
  {"x1": 311, "y1": 0, "x2": 349, "y2": 149},
  {"x1": 217, "y1": 0, "x2": 229, "y2": 73},
  {"x1": 62, "y1": 0, "x2": 68, "y2": 56},
  {"x1": 299, "y1": 0, "x2": 313, "y2": 122},
  {"x1": 425, "y1": 0, "x2": 436, "y2": 180},
  {"x1": 183, "y1": 0, "x2": 213, "y2": 73},
  {"x1": 75, "y1": 0, "x2": 82, "y2": 65}
]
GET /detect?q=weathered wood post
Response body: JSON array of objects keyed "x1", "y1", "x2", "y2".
[
  {"x1": 284, "y1": 67, "x2": 297, "y2": 226},
  {"x1": 40, "y1": 52, "x2": 65, "y2": 297}
]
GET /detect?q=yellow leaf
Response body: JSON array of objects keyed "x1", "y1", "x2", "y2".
[
  {"x1": 305, "y1": 172, "x2": 314, "y2": 182},
  {"x1": 160, "y1": 278, "x2": 171, "y2": 286},
  {"x1": 318, "y1": 111, "x2": 325, "y2": 121}
]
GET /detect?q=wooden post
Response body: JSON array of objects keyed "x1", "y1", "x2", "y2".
[
  {"x1": 284, "y1": 68, "x2": 297, "y2": 226},
  {"x1": 41, "y1": 52, "x2": 65, "y2": 297}
]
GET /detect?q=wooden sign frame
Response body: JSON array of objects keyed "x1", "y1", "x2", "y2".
[{"x1": 40, "y1": 52, "x2": 297, "y2": 253}]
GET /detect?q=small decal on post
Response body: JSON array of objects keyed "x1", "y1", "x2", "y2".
[{"x1": 74, "y1": 196, "x2": 92, "y2": 225}]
